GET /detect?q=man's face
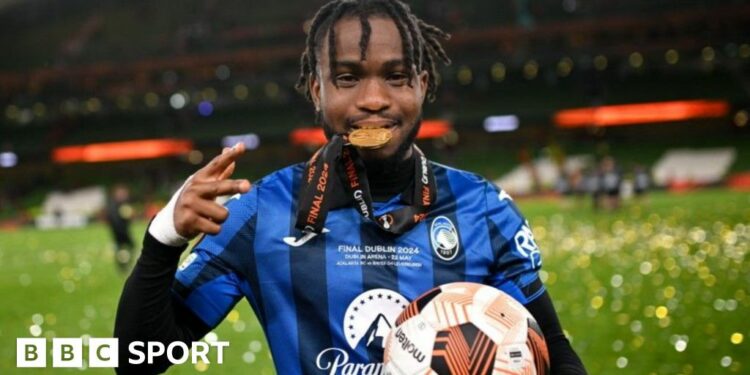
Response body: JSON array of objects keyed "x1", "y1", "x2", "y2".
[{"x1": 310, "y1": 16, "x2": 429, "y2": 163}]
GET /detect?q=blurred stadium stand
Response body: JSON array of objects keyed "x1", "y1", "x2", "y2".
[
  {"x1": 494, "y1": 154, "x2": 592, "y2": 195},
  {"x1": 653, "y1": 148, "x2": 737, "y2": 187},
  {"x1": 36, "y1": 185, "x2": 105, "y2": 228},
  {"x1": 1, "y1": 0, "x2": 749, "y2": 220}
]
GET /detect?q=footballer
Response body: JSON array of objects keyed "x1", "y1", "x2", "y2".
[{"x1": 115, "y1": 1, "x2": 587, "y2": 374}]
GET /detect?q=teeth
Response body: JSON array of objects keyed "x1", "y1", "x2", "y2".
[
  {"x1": 352, "y1": 126, "x2": 393, "y2": 133},
  {"x1": 348, "y1": 127, "x2": 393, "y2": 149},
  {"x1": 351, "y1": 120, "x2": 396, "y2": 130}
]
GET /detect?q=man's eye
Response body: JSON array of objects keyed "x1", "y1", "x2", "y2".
[
  {"x1": 387, "y1": 73, "x2": 409, "y2": 85},
  {"x1": 335, "y1": 74, "x2": 358, "y2": 86}
]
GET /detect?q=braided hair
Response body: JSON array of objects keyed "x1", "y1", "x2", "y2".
[{"x1": 295, "y1": 0, "x2": 451, "y2": 103}]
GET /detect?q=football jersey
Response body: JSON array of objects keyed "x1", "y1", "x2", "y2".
[{"x1": 173, "y1": 161, "x2": 545, "y2": 375}]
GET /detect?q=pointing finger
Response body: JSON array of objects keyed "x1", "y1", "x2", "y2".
[
  {"x1": 218, "y1": 161, "x2": 236, "y2": 181},
  {"x1": 198, "y1": 143, "x2": 246, "y2": 179},
  {"x1": 195, "y1": 179, "x2": 251, "y2": 198}
]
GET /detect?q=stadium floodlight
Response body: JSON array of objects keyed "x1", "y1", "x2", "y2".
[
  {"x1": 594, "y1": 55, "x2": 608, "y2": 71},
  {"x1": 222, "y1": 134, "x2": 260, "y2": 150},
  {"x1": 483, "y1": 115, "x2": 519, "y2": 132},
  {"x1": 233, "y1": 85, "x2": 249, "y2": 100},
  {"x1": 491, "y1": 62, "x2": 506, "y2": 82},
  {"x1": 52, "y1": 139, "x2": 193, "y2": 163},
  {"x1": 665, "y1": 49, "x2": 679, "y2": 65},
  {"x1": 198, "y1": 101, "x2": 214, "y2": 117},
  {"x1": 457, "y1": 65, "x2": 472, "y2": 85},
  {"x1": 290, "y1": 128, "x2": 328, "y2": 147},
  {"x1": 702, "y1": 46, "x2": 716, "y2": 62},
  {"x1": 215, "y1": 65, "x2": 231, "y2": 81},
  {"x1": 554, "y1": 100, "x2": 729, "y2": 128},
  {"x1": 144, "y1": 92, "x2": 160, "y2": 108},
  {"x1": 735, "y1": 110, "x2": 748, "y2": 127},
  {"x1": 523, "y1": 60, "x2": 539, "y2": 80},
  {"x1": 629, "y1": 52, "x2": 644, "y2": 68},
  {"x1": 0, "y1": 151, "x2": 18, "y2": 168},
  {"x1": 169, "y1": 93, "x2": 188, "y2": 110},
  {"x1": 416, "y1": 120, "x2": 452, "y2": 139}
]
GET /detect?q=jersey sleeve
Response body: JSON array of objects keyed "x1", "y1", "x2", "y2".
[
  {"x1": 483, "y1": 182, "x2": 545, "y2": 305},
  {"x1": 171, "y1": 188, "x2": 259, "y2": 328}
]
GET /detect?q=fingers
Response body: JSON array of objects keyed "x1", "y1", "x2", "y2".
[
  {"x1": 190, "y1": 198, "x2": 230, "y2": 223},
  {"x1": 193, "y1": 178, "x2": 251, "y2": 198},
  {"x1": 191, "y1": 216, "x2": 223, "y2": 236},
  {"x1": 174, "y1": 196, "x2": 230, "y2": 237},
  {"x1": 198, "y1": 143, "x2": 246, "y2": 180},
  {"x1": 174, "y1": 204, "x2": 223, "y2": 237},
  {"x1": 173, "y1": 178, "x2": 251, "y2": 238},
  {"x1": 173, "y1": 143, "x2": 250, "y2": 238},
  {"x1": 218, "y1": 161, "x2": 236, "y2": 181}
]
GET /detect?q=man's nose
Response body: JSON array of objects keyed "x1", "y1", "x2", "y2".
[{"x1": 356, "y1": 78, "x2": 391, "y2": 112}]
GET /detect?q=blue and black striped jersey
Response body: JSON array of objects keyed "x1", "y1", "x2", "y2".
[{"x1": 172, "y1": 161, "x2": 544, "y2": 374}]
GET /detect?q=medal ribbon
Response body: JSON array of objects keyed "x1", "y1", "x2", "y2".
[{"x1": 295, "y1": 135, "x2": 436, "y2": 235}]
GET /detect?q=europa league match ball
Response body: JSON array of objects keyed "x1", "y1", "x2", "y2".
[{"x1": 383, "y1": 282, "x2": 550, "y2": 375}]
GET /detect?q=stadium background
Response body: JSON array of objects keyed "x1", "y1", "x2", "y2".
[{"x1": 0, "y1": 0, "x2": 748, "y2": 373}]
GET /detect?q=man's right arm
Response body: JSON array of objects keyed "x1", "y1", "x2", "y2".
[
  {"x1": 114, "y1": 232, "x2": 210, "y2": 374},
  {"x1": 114, "y1": 144, "x2": 251, "y2": 374}
]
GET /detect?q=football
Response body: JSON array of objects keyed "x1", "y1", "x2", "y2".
[{"x1": 383, "y1": 282, "x2": 549, "y2": 375}]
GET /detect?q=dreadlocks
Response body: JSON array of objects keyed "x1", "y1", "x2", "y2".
[{"x1": 295, "y1": 0, "x2": 451, "y2": 103}]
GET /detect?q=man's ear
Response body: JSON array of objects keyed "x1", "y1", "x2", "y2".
[
  {"x1": 310, "y1": 73, "x2": 321, "y2": 112},
  {"x1": 417, "y1": 69, "x2": 429, "y2": 102}
]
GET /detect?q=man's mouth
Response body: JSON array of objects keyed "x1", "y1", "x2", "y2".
[
  {"x1": 344, "y1": 119, "x2": 398, "y2": 149},
  {"x1": 349, "y1": 118, "x2": 398, "y2": 131}
]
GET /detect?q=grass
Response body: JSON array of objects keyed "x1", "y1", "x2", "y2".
[
  {"x1": 0, "y1": 189, "x2": 748, "y2": 374},
  {"x1": 0, "y1": 223, "x2": 271, "y2": 374}
]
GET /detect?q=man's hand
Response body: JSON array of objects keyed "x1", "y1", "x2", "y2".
[{"x1": 173, "y1": 143, "x2": 251, "y2": 238}]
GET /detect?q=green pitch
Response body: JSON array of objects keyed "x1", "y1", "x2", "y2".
[{"x1": 0, "y1": 189, "x2": 747, "y2": 374}]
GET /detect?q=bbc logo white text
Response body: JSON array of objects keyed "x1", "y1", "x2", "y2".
[{"x1": 17, "y1": 338, "x2": 229, "y2": 368}]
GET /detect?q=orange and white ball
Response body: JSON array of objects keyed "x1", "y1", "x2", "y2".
[{"x1": 383, "y1": 282, "x2": 549, "y2": 375}]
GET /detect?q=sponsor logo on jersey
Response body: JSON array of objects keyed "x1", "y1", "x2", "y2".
[
  {"x1": 430, "y1": 216, "x2": 460, "y2": 261},
  {"x1": 283, "y1": 228, "x2": 330, "y2": 247},
  {"x1": 513, "y1": 221, "x2": 542, "y2": 267},
  {"x1": 315, "y1": 289, "x2": 409, "y2": 375}
]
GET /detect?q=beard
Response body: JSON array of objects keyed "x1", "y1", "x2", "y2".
[{"x1": 320, "y1": 113, "x2": 422, "y2": 173}]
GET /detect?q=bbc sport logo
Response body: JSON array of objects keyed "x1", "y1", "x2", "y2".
[{"x1": 17, "y1": 337, "x2": 229, "y2": 368}]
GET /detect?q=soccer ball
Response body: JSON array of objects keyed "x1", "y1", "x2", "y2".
[{"x1": 383, "y1": 282, "x2": 549, "y2": 375}]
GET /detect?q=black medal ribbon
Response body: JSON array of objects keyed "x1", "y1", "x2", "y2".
[
  {"x1": 294, "y1": 135, "x2": 345, "y2": 233},
  {"x1": 295, "y1": 135, "x2": 436, "y2": 235}
]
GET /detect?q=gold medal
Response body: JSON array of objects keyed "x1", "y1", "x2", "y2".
[{"x1": 348, "y1": 128, "x2": 392, "y2": 149}]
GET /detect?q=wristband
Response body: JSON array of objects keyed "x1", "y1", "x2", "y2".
[{"x1": 148, "y1": 177, "x2": 192, "y2": 247}]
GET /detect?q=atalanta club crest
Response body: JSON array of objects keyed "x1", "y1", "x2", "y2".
[{"x1": 430, "y1": 216, "x2": 460, "y2": 261}]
